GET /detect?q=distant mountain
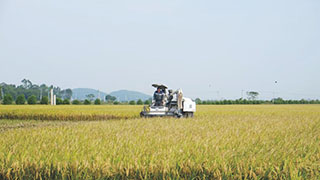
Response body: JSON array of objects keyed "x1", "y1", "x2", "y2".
[
  {"x1": 72, "y1": 88, "x2": 107, "y2": 100},
  {"x1": 72, "y1": 88, "x2": 151, "y2": 102},
  {"x1": 110, "y1": 90, "x2": 151, "y2": 102}
]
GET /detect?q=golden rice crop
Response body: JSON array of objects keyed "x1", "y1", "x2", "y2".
[
  {"x1": 0, "y1": 105, "x2": 141, "y2": 121},
  {"x1": 0, "y1": 105, "x2": 319, "y2": 179}
]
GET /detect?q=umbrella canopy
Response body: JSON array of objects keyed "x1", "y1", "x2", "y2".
[{"x1": 152, "y1": 84, "x2": 168, "y2": 90}]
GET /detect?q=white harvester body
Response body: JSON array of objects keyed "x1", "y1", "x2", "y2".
[{"x1": 140, "y1": 84, "x2": 196, "y2": 118}]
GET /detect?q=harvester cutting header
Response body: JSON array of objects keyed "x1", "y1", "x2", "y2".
[{"x1": 140, "y1": 84, "x2": 196, "y2": 118}]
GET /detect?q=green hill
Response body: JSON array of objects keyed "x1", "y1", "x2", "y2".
[
  {"x1": 110, "y1": 90, "x2": 151, "y2": 102},
  {"x1": 72, "y1": 88, "x2": 151, "y2": 102}
]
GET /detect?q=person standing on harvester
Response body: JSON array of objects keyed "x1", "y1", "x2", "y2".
[{"x1": 154, "y1": 87, "x2": 164, "y2": 106}]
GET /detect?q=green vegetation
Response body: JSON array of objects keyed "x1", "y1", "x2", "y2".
[
  {"x1": 2, "y1": 80, "x2": 320, "y2": 106},
  {"x1": 129, "y1": 100, "x2": 136, "y2": 105},
  {"x1": 136, "y1": 99, "x2": 143, "y2": 105},
  {"x1": 94, "y1": 99, "x2": 101, "y2": 105},
  {"x1": 63, "y1": 99, "x2": 70, "y2": 105},
  {"x1": 72, "y1": 100, "x2": 81, "y2": 105},
  {"x1": 144, "y1": 100, "x2": 151, "y2": 105},
  {"x1": 40, "y1": 96, "x2": 49, "y2": 105},
  {"x1": 56, "y1": 97, "x2": 63, "y2": 105},
  {"x1": 3, "y1": 94, "x2": 13, "y2": 105},
  {"x1": 0, "y1": 86, "x2": 2, "y2": 100},
  {"x1": 15, "y1": 94, "x2": 26, "y2": 105},
  {"x1": 196, "y1": 98, "x2": 320, "y2": 105},
  {"x1": 0, "y1": 79, "x2": 72, "y2": 101},
  {"x1": 0, "y1": 105, "x2": 319, "y2": 179},
  {"x1": 27, "y1": 95, "x2": 37, "y2": 105},
  {"x1": 84, "y1": 99, "x2": 91, "y2": 105},
  {"x1": 105, "y1": 95, "x2": 117, "y2": 103}
]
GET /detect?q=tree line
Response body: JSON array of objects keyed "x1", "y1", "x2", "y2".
[
  {"x1": 195, "y1": 91, "x2": 320, "y2": 105},
  {"x1": 0, "y1": 80, "x2": 152, "y2": 105},
  {"x1": 0, "y1": 79, "x2": 72, "y2": 105},
  {"x1": 1, "y1": 82, "x2": 319, "y2": 105},
  {"x1": 195, "y1": 98, "x2": 320, "y2": 105}
]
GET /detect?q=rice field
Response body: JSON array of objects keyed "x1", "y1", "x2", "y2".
[
  {"x1": 0, "y1": 105, "x2": 319, "y2": 179},
  {"x1": 0, "y1": 105, "x2": 140, "y2": 121}
]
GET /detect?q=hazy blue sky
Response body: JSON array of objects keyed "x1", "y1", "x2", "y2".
[{"x1": 1, "y1": 0, "x2": 319, "y2": 100}]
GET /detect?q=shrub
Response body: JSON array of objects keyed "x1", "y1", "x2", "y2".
[
  {"x1": 136, "y1": 99, "x2": 143, "y2": 105},
  {"x1": 129, "y1": 100, "x2": 136, "y2": 105},
  {"x1": 72, "y1": 100, "x2": 81, "y2": 105},
  {"x1": 16, "y1": 94, "x2": 26, "y2": 105},
  {"x1": 27, "y1": 95, "x2": 37, "y2": 105},
  {"x1": 84, "y1": 99, "x2": 91, "y2": 105},
  {"x1": 94, "y1": 99, "x2": 101, "y2": 105},
  {"x1": 113, "y1": 101, "x2": 120, "y2": 105},
  {"x1": 3, "y1": 94, "x2": 13, "y2": 105},
  {"x1": 40, "y1": 96, "x2": 49, "y2": 105},
  {"x1": 56, "y1": 98, "x2": 63, "y2": 105},
  {"x1": 63, "y1": 99, "x2": 70, "y2": 105},
  {"x1": 144, "y1": 100, "x2": 151, "y2": 105},
  {"x1": 195, "y1": 98, "x2": 202, "y2": 104}
]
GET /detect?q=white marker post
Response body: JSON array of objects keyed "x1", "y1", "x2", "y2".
[
  {"x1": 53, "y1": 95, "x2": 56, "y2": 105},
  {"x1": 50, "y1": 89, "x2": 54, "y2": 105}
]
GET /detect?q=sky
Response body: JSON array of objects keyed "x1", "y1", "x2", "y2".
[{"x1": 0, "y1": 0, "x2": 319, "y2": 100}]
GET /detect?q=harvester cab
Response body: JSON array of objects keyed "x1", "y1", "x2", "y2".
[{"x1": 140, "y1": 84, "x2": 196, "y2": 118}]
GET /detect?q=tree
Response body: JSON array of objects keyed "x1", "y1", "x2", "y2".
[
  {"x1": 195, "y1": 98, "x2": 202, "y2": 104},
  {"x1": 94, "y1": 99, "x2": 101, "y2": 105},
  {"x1": 40, "y1": 96, "x2": 49, "y2": 105},
  {"x1": 1, "y1": 84, "x2": 18, "y2": 100},
  {"x1": 56, "y1": 98, "x2": 63, "y2": 105},
  {"x1": 113, "y1": 101, "x2": 120, "y2": 105},
  {"x1": 0, "y1": 80, "x2": 71, "y2": 102},
  {"x1": 27, "y1": 95, "x2": 37, "y2": 105},
  {"x1": 84, "y1": 99, "x2": 91, "y2": 105},
  {"x1": 3, "y1": 94, "x2": 13, "y2": 105},
  {"x1": 136, "y1": 99, "x2": 143, "y2": 105},
  {"x1": 63, "y1": 99, "x2": 70, "y2": 105},
  {"x1": 144, "y1": 100, "x2": 151, "y2": 105},
  {"x1": 21, "y1": 79, "x2": 28, "y2": 89},
  {"x1": 105, "y1": 95, "x2": 117, "y2": 103},
  {"x1": 86, "y1": 94, "x2": 95, "y2": 101},
  {"x1": 129, "y1": 100, "x2": 136, "y2": 105},
  {"x1": 0, "y1": 86, "x2": 2, "y2": 100},
  {"x1": 72, "y1": 100, "x2": 81, "y2": 105},
  {"x1": 246, "y1": 91, "x2": 259, "y2": 100},
  {"x1": 274, "y1": 97, "x2": 284, "y2": 104},
  {"x1": 16, "y1": 94, "x2": 26, "y2": 105}
]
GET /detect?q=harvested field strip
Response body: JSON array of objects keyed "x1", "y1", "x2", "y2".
[{"x1": 0, "y1": 120, "x2": 86, "y2": 132}]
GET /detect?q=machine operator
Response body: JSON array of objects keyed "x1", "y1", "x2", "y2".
[{"x1": 153, "y1": 87, "x2": 164, "y2": 106}]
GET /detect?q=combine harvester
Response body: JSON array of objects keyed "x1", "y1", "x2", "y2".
[{"x1": 140, "y1": 84, "x2": 196, "y2": 118}]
